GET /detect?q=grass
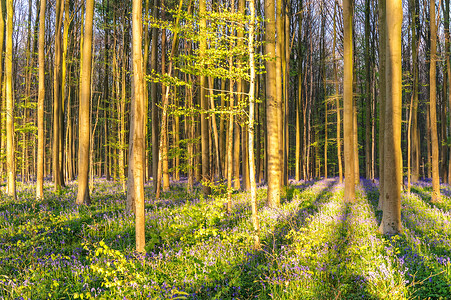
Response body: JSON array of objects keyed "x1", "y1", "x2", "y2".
[{"x1": 0, "y1": 177, "x2": 450, "y2": 299}]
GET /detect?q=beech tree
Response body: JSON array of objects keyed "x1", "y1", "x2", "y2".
[
  {"x1": 36, "y1": 0, "x2": 46, "y2": 199},
  {"x1": 130, "y1": 0, "x2": 146, "y2": 253},
  {"x1": 343, "y1": 0, "x2": 355, "y2": 202},
  {"x1": 76, "y1": 0, "x2": 95, "y2": 205},
  {"x1": 380, "y1": 0, "x2": 402, "y2": 235},
  {"x1": 6, "y1": 0, "x2": 14, "y2": 198}
]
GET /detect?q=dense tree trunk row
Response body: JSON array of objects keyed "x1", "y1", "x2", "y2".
[{"x1": 1, "y1": 0, "x2": 451, "y2": 247}]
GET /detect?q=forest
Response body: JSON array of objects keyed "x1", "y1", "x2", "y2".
[{"x1": 1, "y1": 0, "x2": 451, "y2": 298}]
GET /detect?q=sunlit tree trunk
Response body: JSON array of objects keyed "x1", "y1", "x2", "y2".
[
  {"x1": 53, "y1": 0, "x2": 65, "y2": 192},
  {"x1": 103, "y1": 0, "x2": 110, "y2": 181},
  {"x1": 5, "y1": 0, "x2": 14, "y2": 198},
  {"x1": 364, "y1": 0, "x2": 371, "y2": 180},
  {"x1": 410, "y1": 0, "x2": 420, "y2": 183},
  {"x1": 0, "y1": 0, "x2": 3, "y2": 182},
  {"x1": 36, "y1": 0, "x2": 46, "y2": 199},
  {"x1": 377, "y1": 0, "x2": 386, "y2": 210},
  {"x1": 131, "y1": 0, "x2": 146, "y2": 252},
  {"x1": 333, "y1": 1, "x2": 342, "y2": 184},
  {"x1": 380, "y1": 0, "x2": 402, "y2": 234},
  {"x1": 150, "y1": 0, "x2": 159, "y2": 191},
  {"x1": 295, "y1": 1, "x2": 302, "y2": 182},
  {"x1": 76, "y1": 0, "x2": 95, "y2": 205},
  {"x1": 265, "y1": 0, "x2": 280, "y2": 207},
  {"x1": 343, "y1": 0, "x2": 355, "y2": 202},
  {"x1": 429, "y1": 0, "x2": 440, "y2": 202},
  {"x1": 446, "y1": 0, "x2": 451, "y2": 185},
  {"x1": 248, "y1": 0, "x2": 260, "y2": 250},
  {"x1": 200, "y1": 0, "x2": 211, "y2": 195}
]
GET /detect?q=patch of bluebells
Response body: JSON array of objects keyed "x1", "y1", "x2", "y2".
[{"x1": 1, "y1": 177, "x2": 451, "y2": 299}]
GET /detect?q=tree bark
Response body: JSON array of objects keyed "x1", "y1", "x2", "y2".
[
  {"x1": 377, "y1": 0, "x2": 386, "y2": 210},
  {"x1": 343, "y1": 0, "x2": 355, "y2": 202},
  {"x1": 200, "y1": 0, "x2": 211, "y2": 195},
  {"x1": 131, "y1": 0, "x2": 146, "y2": 252},
  {"x1": 36, "y1": 0, "x2": 46, "y2": 199},
  {"x1": 430, "y1": 0, "x2": 441, "y2": 202},
  {"x1": 53, "y1": 0, "x2": 65, "y2": 192},
  {"x1": 265, "y1": 0, "x2": 281, "y2": 207},
  {"x1": 76, "y1": 0, "x2": 95, "y2": 205},
  {"x1": 380, "y1": 0, "x2": 402, "y2": 234},
  {"x1": 6, "y1": 0, "x2": 14, "y2": 198},
  {"x1": 248, "y1": 0, "x2": 260, "y2": 250}
]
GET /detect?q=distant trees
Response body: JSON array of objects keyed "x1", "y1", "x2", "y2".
[{"x1": 3, "y1": 0, "x2": 451, "y2": 250}]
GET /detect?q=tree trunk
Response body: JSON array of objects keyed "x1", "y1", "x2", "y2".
[
  {"x1": 76, "y1": 0, "x2": 95, "y2": 205},
  {"x1": 248, "y1": 0, "x2": 260, "y2": 250},
  {"x1": 200, "y1": 0, "x2": 211, "y2": 195},
  {"x1": 380, "y1": 0, "x2": 402, "y2": 234},
  {"x1": 343, "y1": 0, "x2": 355, "y2": 202},
  {"x1": 333, "y1": 1, "x2": 342, "y2": 184},
  {"x1": 364, "y1": 0, "x2": 372, "y2": 180},
  {"x1": 53, "y1": 0, "x2": 65, "y2": 192},
  {"x1": 36, "y1": 0, "x2": 46, "y2": 199},
  {"x1": 130, "y1": 0, "x2": 146, "y2": 252},
  {"x1": 377, "y1": 0, "x2": 386, "y2": 210},
  {"x1": 151, "y1": 0, "x2": 159, "y2": 191},
  {"x1": 430, "y1": 0, "x2": 441, "y2": 202},
  {"x1": 411, "y1": 0, "x2": 420, "y2": 183},
  {"x1": 6, "y1": 0, "x2": 14, "y2": 198},
  {"x1": 265, "y1": 0, "x2": 281, "y2": 207}
]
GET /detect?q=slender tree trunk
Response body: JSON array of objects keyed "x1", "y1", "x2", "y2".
[
  {"x1": 380, "y1": 0, "x2": 402, "y2": 234},
  {"x1": 446, "y1": 0, "x2": 451, "y2": 185},
  {"x1": 208, "y1": 77, "x2": 222, "y2": 180},
  {"x1": 353, "y1": 97, "x2": 359, "y2": 184},
  {"x1": 130, "y1": 0, "x2": 146, "y2": 252},
  {"x1": 151, "y1": 0, "x2": 159, "y2": 191},
  {"x1": 343, "y1": 0, "x2": 355, "y2": 202},
  {"x1": 248, "y1": 0, "x2": 260, "y2": 250},
  {"x1": 364, "y1": 0, "x2": 372, "y2": 180},
  {"x1": 53, "y1": 0, "x2": 65, "y2": 192},
  {"x1": 377, "y1": 0, "x2": 386, "y2": 210},
  {"x1": 103, "y1": 0, "x2": 110, "y2": 181},
  {"x1": 411, "y1": 0, "x2": 420, "y2": 183},
  {"x1": 36, "y1": 0, "x2": 46, "y2": 199},
  {"x1": 155, "y1": 0, "x2": 183, "y2": 198},
  {"x1": 200, "y1": 0, "x2": 211, "y2": 195},
  {"x1": 265, "y1": 0, "x2": 280, "y2": 207},
  {"x1": 276, "y1": 0, "x2": 284, "y2": 186},
  {"x1": 430, "y1": 0, "x2": 440, "y2": 202},
  {"x1": 333, "y1": 1, "x2": 342, "y2": 183},
  {"x1": 76, "y1": 0, "x2": 95, "y2": 205},
  {"x1": 5, "y1": 0, "x2": 14, "y2": 198}
]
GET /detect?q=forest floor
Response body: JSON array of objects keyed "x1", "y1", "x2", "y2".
[{"x1": 1, "y1": 177, "x2": 451, "y2": 299}]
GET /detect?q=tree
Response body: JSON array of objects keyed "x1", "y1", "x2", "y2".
[
  {"x1": 265, "y1": 0, "x2": 281, "y2": 208},
  {"x1": 5, "y1": 0, "x2": 14, "y2": 198},
  {"x1": 377, "y1": 0, "x2": 386, "y2": 210},
  {"x1": 76, "y1": 0, "x2": 95, "y2": 205},
  {"x1": 380, "y1": 0, "x2": 402, "y2": 235},
  {"x1": 429, "y1": 0, "x2": 440, "y2": 202},
  {"x1": 199, "y1": 0, "x2": 211, "y2": 195},
  {"x1": 343, "y1": 0, "x2": 355, "y2": 202},
  {"x1": 248, "y1": 0, "x2": 260, "y2": 249},
  {"x1": 53, "y1": 0, "x2": 65, "y2": 192},
  {"x1": 36, "y1": 0, "x2": 46, "y2": 199},
  {"x1": 131, "y1": 0, "x2": 146, "y2": 253}
]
